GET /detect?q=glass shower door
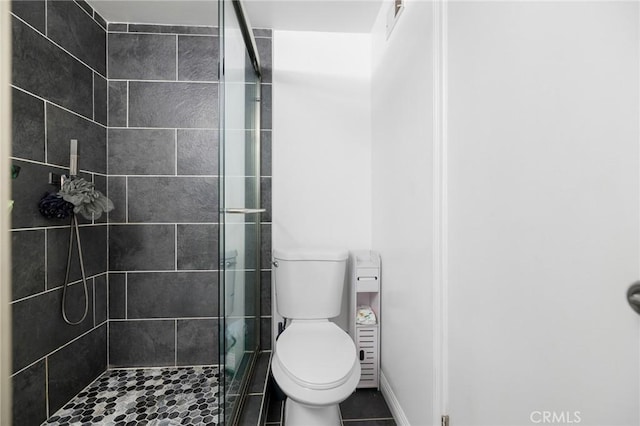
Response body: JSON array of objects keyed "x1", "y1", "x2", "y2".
[{"x1": 218, "y1": 0, "x2": 262, "y2": 424}]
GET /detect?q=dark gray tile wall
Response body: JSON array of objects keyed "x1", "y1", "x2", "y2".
[
  {"x1": 106, "y1": 24, "x2": 245, "y2": 373},
  {"x1": 10, "y1": 1, "x2": 108, "y2": 424},
  {"x1": 11, "y1": 9, "x2": 273, "y2": 423},
  {"x1": 254, "y1": 31, "x2": 273, "y2": 360}
]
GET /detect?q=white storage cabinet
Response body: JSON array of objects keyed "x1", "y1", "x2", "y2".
[{"x1": 348, "y1": 251, "x2": 381, "y2": 389}]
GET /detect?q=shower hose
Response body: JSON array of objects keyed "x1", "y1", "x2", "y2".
[{"x1": 61, "y1": 213, "x2": 89, "y2": 325}]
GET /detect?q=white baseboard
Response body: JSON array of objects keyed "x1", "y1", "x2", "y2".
[{"x1": 380, "y1": 370, "x2": 410, "y2": 426}]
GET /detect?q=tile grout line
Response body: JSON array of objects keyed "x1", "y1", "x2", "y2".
[
  {"x1": 10, "y1": 155, "x2": 109, "y2": 175},
  {"x1": 125, "y1": 176, "x2": 129, "y2": 223},
  {"x1": 11, "y1": 85, "x2": 107, "y2": 130},
  {"x1": 126, "y1": 81, "x2": 129, "y2": 127},
  {"x1": 45, "y1": 356, "x2": 50, "y2": 417},
  {"x1": 124, "y1": 272, "x2": 128, "y2": 320},
  {"x1": 174, "y1": 224, "x2": 178, "y2": 271},
  {"x1": 93, "y1": 277, "x2": 96, "y2": 327},
  {"x1": 175, "y1": 129, "x2": 178, "y2": 176},
  {"x1": 92, "y1": 72, "x2": 95, "y2": 121},
  {"x1": 174, "y1": 319, "x2": 178, "y2": 366},
  {"x1": 10, "y1": 13, "x2": 107, "y2": 81},
  {"x1": 11, "y1": 272, "x2": 108, "y2": 305},
  {"x1": 43, "y1": 100, "x2": 48, "y2": 163},
  {"x1": 44, "y1": 229, "x2": 48, "y2": 291},
  {"x1": 11, "y1": 322, "x2": 107, "y2": 378},
  {"x1": 106, "y1": 273, "x2": 110, "y2": 368},
  {"x1": 175, "y1": 35, "x2": 178, "y2": 81}
]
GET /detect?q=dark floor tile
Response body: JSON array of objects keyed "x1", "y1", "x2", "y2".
[
  {"x1": 11, "y1": 229, "x2": 45, "y2": 300},
  {"x1": 94, "y1": 72, "x2": 107, "y2": 125},
  {"x1": 177, "y1": 224, "x2": 218, "y2": 270},
  {"x1": 108, "y1": 32, "x2": 176, "y2": 80},
  {"x1": 127, "y1": 176, "x2": 218, "y2": 223},
  {"x1": 238, "y1": 394, "x2": 262, "y2": 426},
  {"x1": 46, "y1": 103, "x2": 107, "y2": 174},
  {"x1": 128, "y1": 81, "x2": 218, "y2": 128},
  {"x1": 178, "y1": 35, "x2": 218, "y2": 81},
  {"x1": 108, "y1": 80, "x2": 127, "y2": 127},
  {"x1": 12, "y1": 87, "x2": 45, "y2": 162},
  {"x1": 47, "y1": 0, "x2": 106, "y2": 75},
  {"x1": 44, "y1": 366, "x2": 219, "y2": 424},
  {"x1": 107, "y1": 128, "x2": 175, "y2": 175},
  {"x1": 11, "y1": 0, "x2": 45, "y2": 34},
  {"x1": 12, "y1": 17, "x2": 93, "y2": 119},
  {"x1": 108, "y1": 320, "x2": 175, "y2": 367},
  {"x1": 176, "y1": 318, "x2": 218, "y2": 365},
  {"x1": 108, "y1": 272, "x2": 126, "y2": 319},
  {"x1": 176, "y1": 129, "x2": 218, "y2": 175},
  {"x1": 12, "y1": 359, "x2": 46, "y2": 426},
  {"x1": 48, "y1": 324, "x2": 107, "y2": 414},
  {"x1": 12, "y1": 285, "x2": 94, "y2": 372},
  {"x1": 248, "y1": 351, "x2": 270, "y2": 394},
  {"x1": 108, "y1": 224, "x2": 175, "y2": 271},
  {"x1": 340, "y1": 389, "x2": 394, "y2": 420},
  {"x1": 266, "y1": 396, "x2": 282, "y2": 423},
  {"x1": 127, "y1": 271, "x2": 217, "y2": 318}
]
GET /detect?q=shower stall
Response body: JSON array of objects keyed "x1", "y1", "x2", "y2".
[{"x1": 7, "y1": 0, "x2": 271, "y2": 424}]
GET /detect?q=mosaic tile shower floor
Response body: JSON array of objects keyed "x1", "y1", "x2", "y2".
[{"x1": 44, "y1": 366, "x2": 220, "y2": 426}]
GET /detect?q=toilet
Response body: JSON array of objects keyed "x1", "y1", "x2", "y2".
[{"x1": 271, "y1": 248, "x2": 361, "y2": 426}]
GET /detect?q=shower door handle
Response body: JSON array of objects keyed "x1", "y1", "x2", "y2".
[
  {"x1": 224, "y1": 208, "x2": 266, "y2": 214},
  {"x1": 627, "y1": 281, "x2": 640, "y2": 315}
]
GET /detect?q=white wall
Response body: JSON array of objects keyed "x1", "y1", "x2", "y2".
[
  {"x1": 272, "y1": 30, "x2": 372, "y2": 251},
  {"x1": 447, "y1": 2, "x2": 639, "y2": 425},
  {"x1": 370, "y1": 1, "x2": 435, "y2": 424}
]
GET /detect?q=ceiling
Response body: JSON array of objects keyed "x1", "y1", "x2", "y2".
[{"x1": 87, "y1": 0, "x2": 383, "y2": 33}]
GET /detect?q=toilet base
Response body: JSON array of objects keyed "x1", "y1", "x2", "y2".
[{"x1": 284, "y1": 398, "x2": 341, "y2": 426}]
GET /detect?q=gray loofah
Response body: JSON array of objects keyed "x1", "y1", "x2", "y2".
[{"x1": 59, "y1": 177, "x2": 114, "y2": 220}]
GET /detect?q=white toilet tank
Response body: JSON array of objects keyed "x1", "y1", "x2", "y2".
[{"x1": 273, "y1": 248, "x2": 348, "y2": 319}]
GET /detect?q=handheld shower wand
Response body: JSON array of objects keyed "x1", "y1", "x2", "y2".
[
  {"x1": 61, "y1": 138, "x2": 89, "y2": 325},
  {"x1": 69, "y1": 139, "x2": 78, "y2": 177}
]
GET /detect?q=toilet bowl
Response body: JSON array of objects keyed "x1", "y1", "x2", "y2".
[{"x1": 272, "y1": 249, "x2": 360, "y2": 425}]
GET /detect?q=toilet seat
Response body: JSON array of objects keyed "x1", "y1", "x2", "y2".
[{"x1": 274, "y1": 321, "x2": 357, "y2": 390}]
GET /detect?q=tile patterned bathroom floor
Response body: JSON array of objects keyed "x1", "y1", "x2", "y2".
[
  {"x1": 266, "y1": 388, "x2": 397, "y2": 426},
  {"x1": 43, "y1": 366, "x2": 220, "y2": 426}
]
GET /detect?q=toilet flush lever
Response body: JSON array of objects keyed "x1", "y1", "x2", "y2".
[{"x1": 272, "y1": 261, "x2": 279, "y2": 268}]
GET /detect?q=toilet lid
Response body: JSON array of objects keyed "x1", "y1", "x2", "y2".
[{"x1": 275, "y1": 321, "x2": 357, "y2": 390}]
